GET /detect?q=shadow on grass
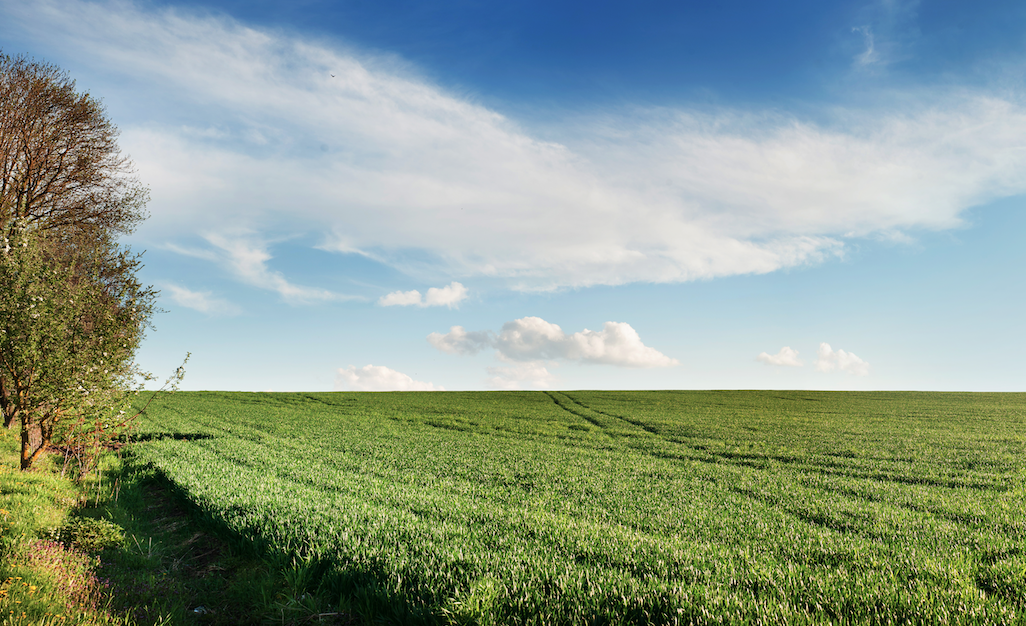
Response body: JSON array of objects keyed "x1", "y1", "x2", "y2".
[
  {"x1": 124, "y1": 433, "x2": 217, "y2": 443},
  {"x1": 93, "y1": 454, "x2": 435, "y2": 625}
]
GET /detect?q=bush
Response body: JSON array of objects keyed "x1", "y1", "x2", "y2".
[{"x1": 53, "y1": 517, "x2": 125, "y2": 554}]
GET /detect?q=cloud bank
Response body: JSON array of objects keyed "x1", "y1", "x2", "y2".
[
  {"x1": 378, "y1": 282, "x2": 468, "y2": 308},
  {"x1": 429, "y1": 317, "x2": 678, "y2": 368},
  {"x1": 335, "y1": 365, "x2": 444, "y2": 391},
  {"x1": 9, "y1": 0, "x2": 1026, "y2": 290}
]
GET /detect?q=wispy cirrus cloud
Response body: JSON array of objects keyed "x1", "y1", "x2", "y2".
[
  {"x1": 850, "y1": 0, "x2": 920, "y2": 70},
  {"x1": 8, "y1": 0, "x2": 1026, "y2": 290},
  {"x1": 852, "y1": 26, "x2": 879, "y2": 67},
  {"x1": 201, "y1": 234, "x2": 358, "y2": 304},
  {"x1": 162, "y1": 282, "x2": 241, "y2": 316}
]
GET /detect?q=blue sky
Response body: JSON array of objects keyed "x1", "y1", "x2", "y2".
[{"x1": 2, "y1": 0, "x2": 1024, "y2": 391}]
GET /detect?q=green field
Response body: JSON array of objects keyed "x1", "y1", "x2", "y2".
[{"x1": 130, "y1": 390, "x2": 1026, "y2": 624}]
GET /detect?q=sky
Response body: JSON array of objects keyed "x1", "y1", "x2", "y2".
[{"x1": 1, "y1": 0, "x2": 1024, "y2": 392}]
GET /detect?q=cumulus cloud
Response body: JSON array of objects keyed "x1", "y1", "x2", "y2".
[
  {"x1": 429, "y1": 317, "x2": 678, "y2": 368},
  {"x1": 757, "y1": 346, "x2": 803, "y2": 367},
  {"x1": 335, "y1": 365, "x2": 444, "y2": 391},
  {"x1": 378, "y1": 290, "x2": 423, "y2": 307},
  {"x1": 425, "y1": 282, "x2": 469, "y2": 307},
  {"x1": 815, "y1": 343, "x2": 870, "y2": 376},
  {"x1": 162, "y1": 283, "x2": 240, "y2": 315},
  {"x1": 496, "y1": 317, "x2": 679, "y2": 367},
  {"x1": 378, "y1": 282, "x2": 468, "y2": 308},
  {"x1": 9, "y1": 0, "x2": 1026, "y2": 289},
  {"x1": 427, "y1": 325, "x2": 493, "y2": 355},
  {"x1": 485, "y1": 362, "x2": 556, "y2": 390}
]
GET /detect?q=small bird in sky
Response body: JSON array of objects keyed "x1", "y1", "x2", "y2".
[{"x1": 330, "y1": 73, "x2": 335, "y2": 77}]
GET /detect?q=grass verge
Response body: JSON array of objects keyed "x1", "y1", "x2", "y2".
[
  {"x1": 0, "y1": 426, "x2": 355, "y2": 625},
  {"x1": 0, "y1": 426, "x2": 126, "y2": 625}
]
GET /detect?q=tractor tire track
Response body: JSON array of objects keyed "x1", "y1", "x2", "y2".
[{"x1": 560, "y1": 392, "x2": 664, "y2": 437}]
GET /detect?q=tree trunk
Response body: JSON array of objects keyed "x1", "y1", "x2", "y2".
[
  {"x1": 0, "y1": 375, "x2": 15, "y2": 429},
  {"x1": 20, "y1": 415, "x2": 45, "y2": 470}
]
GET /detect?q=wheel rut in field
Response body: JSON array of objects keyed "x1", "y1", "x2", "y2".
[
  {"x1": 543, "y1": 391, "x2": 606, "y2": 430},
  {"x1": 726, "y1": 483, "x2": 899, "y2": 544},
  {"x1": 560, "y1": 393, "x2": 665, "y2": 437},
  {"x1": 545, "y1": 392, "x2": 758, "y2": 470},
  {"x1": 544, "y1": 391, "x2": 667, "y2": 450}
]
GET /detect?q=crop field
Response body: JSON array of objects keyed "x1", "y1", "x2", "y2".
[{"x1": 130, "y1": 390, "x2": 1026, "y2": 624}]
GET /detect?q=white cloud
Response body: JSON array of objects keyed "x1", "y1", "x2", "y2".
[
  {"x1": 202, "y1": 234, "x2": 356, "y2": 304},
  {"x1": 378, "y1": 282, "x2": 468, "y2": 308},
  {"x1": 335, "y1": 364, "x2": 444, "y2": 391},
  {"x1": 757, "y1": 346, "x2": 803, "y2": 367},
  {"x1": 427, "y1": 325, "x2": 493, "y2": 355},
  {"x1": 430, "y1": 317, "x2": 678, "y2": 368},
  {"x1": 496, "y1": 318, "x2": 680, "y2": 367},
  {"x1": 162, "y1": 283, "x2": 240, "y2": 316},
  {"x1": 491, "y1": 317, "x2": 566, "y2": 361},
  {"x1": 566, "y1": 322, "x2": 679, "y2": 367},
  {"x1": 815, "y1": 343, "x2": 870, "y2": 376},
  {"x1": 9, "y1": 0, "x2": 1026, "y2": 289},
  {"x1": 485, "y1": 361, "x2": 556, "y2": 390},
  {"x1": 424, "y1": 282, "x2": 469, "y2": 307},
  {"x1": 378, "y1": 289, "x2": 423, "y2": 307}
]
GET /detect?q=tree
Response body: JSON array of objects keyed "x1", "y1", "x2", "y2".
[
  {"x1": 0, "y1": 53, "x2": 148, "y2": 238},
  {"x1": 0, "y1": 224, "x2": 156, "y2": 469},
  {"x1": 0, "y1": 52, "x2": 164, "y2": 471}
]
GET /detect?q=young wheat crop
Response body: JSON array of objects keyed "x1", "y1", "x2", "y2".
[{"x1": 130, "y1": 390, "x2": 1026, "y2": 624}]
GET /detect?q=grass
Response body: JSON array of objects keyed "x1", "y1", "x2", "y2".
[
  {"x1": 124, "y1": 390, "x2": 1026, "y2": 624},
  {"x1": 0, "y1": 421, "x2": 339, "y2": 625},
  {"x1": 0, "y1": 426, "x2": 125, "y2": 625}
]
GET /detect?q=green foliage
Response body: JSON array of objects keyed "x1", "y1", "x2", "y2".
[
  {"x1": 1, "y1": 52, "x2": 161, "y2": 473},
  {"x1": 0, "y1": 223, "x2": 155, "y2": 470},
  {"x1": 128, "y1": 390, "x2": 1026, "y2": 624},
  {"x1": 0, "y1": 429, "x2": 128, "y2": 625},
  {"x1": 53, "y1": 517, "x2": 125, "y2": 554}
]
